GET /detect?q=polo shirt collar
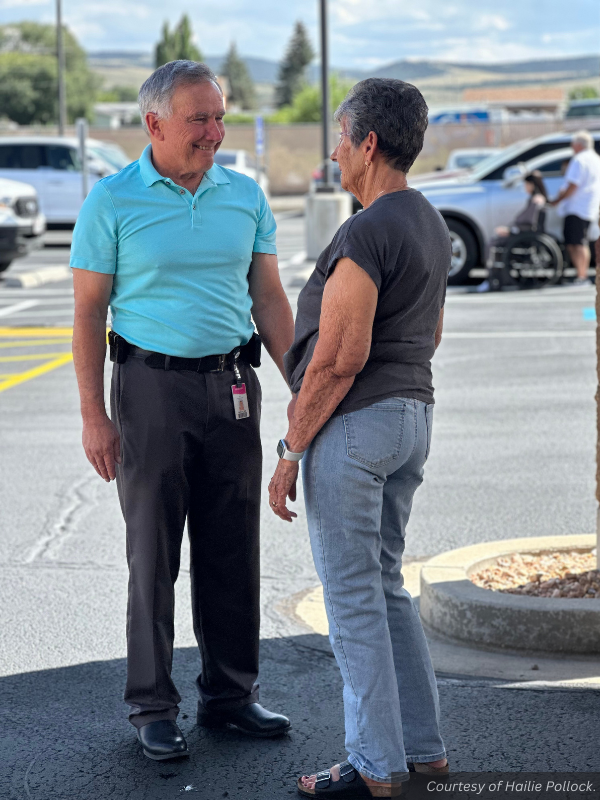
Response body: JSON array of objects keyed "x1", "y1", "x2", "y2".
[{"x1": 139, "y1": 144, "x2": 231, "y2": 188}]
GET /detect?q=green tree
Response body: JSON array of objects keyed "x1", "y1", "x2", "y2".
[
  {"x1": 569, "y1": 86, "x2": 600, "y2": 100},
  {"x1": 0, "y1": 22, "x2": 99, "y2": 125},
  {"x1": 96, "y1": 85, "x2": 139, "y2": 102},
  {"x1": 270, "y1": 74, "x2": 354, "y2": 123},
  {"x1": 275, "y1": 21, "x2": 314, "y2": 108},
  {"x1": 155, "y1": 15, "x2": 202, "y2": 68},
  {"x1": 221, "y1": 42, "x2": 256, "y2": 111}
]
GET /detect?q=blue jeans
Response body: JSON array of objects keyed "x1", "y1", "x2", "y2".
[{"x1": 302, "y1": 397, "x2": 446, "y2": 783}]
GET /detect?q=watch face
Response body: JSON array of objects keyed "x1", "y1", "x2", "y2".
[{"x1": 277, "y1": 440, "x2": 285, "y2": 458}]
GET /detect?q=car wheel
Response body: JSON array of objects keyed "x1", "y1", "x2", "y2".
[
  {"x1": 445, "y1": 219, "x2": 478, "y2": 285},
  {"x1": 0, "y1": 260, "x2": 12, "y2": 274}
]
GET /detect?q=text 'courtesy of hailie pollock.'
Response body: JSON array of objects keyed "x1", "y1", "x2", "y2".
[{"x1": 403, "y1": 773, "x2": 600, "y2": 800}]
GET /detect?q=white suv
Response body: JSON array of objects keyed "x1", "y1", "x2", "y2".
[
  {"x1": 0, "y1": 177, "x2": 46, "y2": 272},
  {"x1": 411, "y1": 131, "x2": 600, "y2": 283},
  {"x1": 0, "y1": 137, "x2": 131, "y2": 225}
]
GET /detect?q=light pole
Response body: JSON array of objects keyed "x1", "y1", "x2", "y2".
[
  {"x1": 317, "y1": 0, "x2": 333, "y2": 192},
  {"x1": 56, "y1": 0, "x2": 67, "y2": 135}
]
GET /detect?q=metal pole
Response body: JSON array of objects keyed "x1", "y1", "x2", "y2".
[
  {"x1": 76, "y1": 118, "x2": 89, "y2": 200},
  {"x1": 319, "y1": 0, "x2": 333, "y2": 191},
  {"x1": 56, "y1": 0, "x2": 67, "y2": 136}
]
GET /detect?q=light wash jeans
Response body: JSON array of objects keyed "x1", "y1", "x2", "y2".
[{"x1": 302, "y1": 397, "x2": 446, "y2": 783}]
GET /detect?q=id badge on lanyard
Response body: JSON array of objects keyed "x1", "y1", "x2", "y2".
[{"x1": 231, "y1": 352, "x2": 250, "y2": 419}]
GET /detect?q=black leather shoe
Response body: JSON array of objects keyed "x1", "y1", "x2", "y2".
[
  {"x1": 137, "y1": 720, "x2": 189, "y2": 760},
  {"x1": 197, "y1": 701, "x2": 291, "y2": 738}
]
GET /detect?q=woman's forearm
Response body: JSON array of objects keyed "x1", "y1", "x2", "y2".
[{"x1": 285, "y1": 363, "x2": 355, "y2": 452}]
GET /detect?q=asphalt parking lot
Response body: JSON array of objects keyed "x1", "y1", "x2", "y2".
[{"x1": 0, "y1": 213, "x2": 599, "y2": 798}]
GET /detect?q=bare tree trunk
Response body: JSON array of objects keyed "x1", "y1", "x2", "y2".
[{"x1": 596, "y1": 237, "x2": 600, "y2": 565}]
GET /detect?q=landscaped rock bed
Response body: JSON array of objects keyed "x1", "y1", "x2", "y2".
[{"x1": 470, "y1": 551, "x2": 600, "y2": 598}]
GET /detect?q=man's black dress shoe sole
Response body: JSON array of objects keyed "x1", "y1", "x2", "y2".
[
  {"x1": 140, "y1": 747, "x2": 190, "y2": 761},
  {"x1": 197, "y1": 702, "x2": 291, "y2": 738}
]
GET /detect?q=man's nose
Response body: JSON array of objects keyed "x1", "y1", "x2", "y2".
[{"x1": 205, "y1": 120, "x2": 223, "y2": 141}]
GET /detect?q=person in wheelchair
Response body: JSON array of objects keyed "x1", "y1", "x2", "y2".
[{"x1": 485, "y1": 171, "x2": 548, "y2": 291}]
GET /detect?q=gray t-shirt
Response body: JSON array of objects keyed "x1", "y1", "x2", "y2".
[{"x1": 284, "y1": 188, "x2": 450, "y2": 415}]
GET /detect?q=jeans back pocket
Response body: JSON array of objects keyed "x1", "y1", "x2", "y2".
[{"x1": 343, "y1": 399, "x2": 406, "y2": 468}]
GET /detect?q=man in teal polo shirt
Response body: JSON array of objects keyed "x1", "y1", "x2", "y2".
[{"x1": 70, "y1": 60, "x2": 295, "y2": 760}]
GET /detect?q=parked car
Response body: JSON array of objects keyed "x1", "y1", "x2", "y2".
[
  {"x1": 410, "y1": 131, "x2": 600, "y2": 283},
  {"x1": 0, "y1": 137, "x2": 131, "y2": 225},
  {"x1": 444, "y1": 148, "x2": 501, "y2": 171},
  {"x1": 212, "y1": 148, "x2": 269, "y2": 195},
  {"x1": 0, "y1": 177, "x2": 46, "y2": 272},
  {"x1": 564, "y1": 99, "x2": 600, "y2": 131}
]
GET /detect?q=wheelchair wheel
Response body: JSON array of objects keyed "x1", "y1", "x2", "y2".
[{"x1": 503, "y1": 232, "x2": 563, "y2": 288}]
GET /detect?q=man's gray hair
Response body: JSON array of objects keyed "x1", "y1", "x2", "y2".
[
  {"x1": 334, "y1": 78, "x2": 428, "y2": 173},
  {"x1": 572, "y1": 130, "x2": 593, "y2": 150},
  {"x1": 138, "y1": 60, "x2": 222, "y2": 134}
]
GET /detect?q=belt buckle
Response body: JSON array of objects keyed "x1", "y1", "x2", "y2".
[{"x1": 210, "y1": 354, "x2": 226, "y2": 373}]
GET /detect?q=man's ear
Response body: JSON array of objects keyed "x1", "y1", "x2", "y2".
[{"x1": 146, "y1": 113, "x2": 165, "y2": 142}]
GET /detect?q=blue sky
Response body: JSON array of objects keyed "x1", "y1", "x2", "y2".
[{"x1": 0, "y1": 0, "x2": 599, "y2": 68}]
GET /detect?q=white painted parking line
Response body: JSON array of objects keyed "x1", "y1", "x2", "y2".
[
  {"x1": 0, "y1": 300, "x2": 40, "y2": 318},
  {"x1": 445, "y1": 330, "x2": 595, "y2": 339}
]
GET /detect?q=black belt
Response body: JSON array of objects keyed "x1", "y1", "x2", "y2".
[
  {"x1": 108, "y1": 331, "x2": 261, "y2": 371},
  {"x1": 130, "y1": 345, "x2": 240, "y2": 372}
]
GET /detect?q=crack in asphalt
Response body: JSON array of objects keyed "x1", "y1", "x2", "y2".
[{"x1": 23, "y1": 472, "x2": 100, "y2": 564}]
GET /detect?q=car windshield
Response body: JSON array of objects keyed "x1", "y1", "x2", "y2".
[
  {"x1": 453, "y1": 154, "x2": 490, "y2": 169},
  {"x1": 89, "y1": 144, "x2": 131, "y2": 171},
  {"x1": 467, "y1": 141, "x2": 534, "y2": 180}
]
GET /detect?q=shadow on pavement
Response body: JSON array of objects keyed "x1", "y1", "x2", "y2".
[
  {"x1": 1, "y1": 635, "x2": 344, "y2": 800},
  {"x1": 2, "y1": 634, "x2": 600, "y2": 798}
]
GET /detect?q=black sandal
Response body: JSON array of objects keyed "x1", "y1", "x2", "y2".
[{"x1": 297, "y1": 760, "x2": 400, "y2": 798}]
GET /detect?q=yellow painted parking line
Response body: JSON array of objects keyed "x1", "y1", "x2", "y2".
[
  {"x1": 0, "y1": 352, "x2": 72, "y2": 363},
  {"x1": 0, "y1": 327, "x2": 73, "y2": 337},
  {"x1": 0, "y1": 338, "x2": 73, "y2": 349},
  {"x1": 0, "y1": 353, "x2": 73, "y2": 394}
]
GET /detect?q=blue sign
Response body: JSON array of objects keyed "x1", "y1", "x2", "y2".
[{"x1": 255, "y1": 115, "x2": 264, "y2": 156}]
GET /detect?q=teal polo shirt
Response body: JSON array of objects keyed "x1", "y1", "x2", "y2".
[{"x1": 70, "y1": 144, "x2": 277, "y2": 357}]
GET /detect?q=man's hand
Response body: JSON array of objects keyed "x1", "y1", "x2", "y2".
[
  {"x1": 83, "y1": 414, "x2": 121, "y2": 482},
  {"x1": 268, "y1": 460, "x2": 299, "y2": 522}
]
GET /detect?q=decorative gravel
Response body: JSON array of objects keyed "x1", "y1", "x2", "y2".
[{"x1": 469, "y1": 551, "x2": 600, "y2": 598}]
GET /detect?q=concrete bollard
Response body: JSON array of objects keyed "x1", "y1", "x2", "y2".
[{"x1": 305, "y1": 192, "x2": 353, "y2": 261}]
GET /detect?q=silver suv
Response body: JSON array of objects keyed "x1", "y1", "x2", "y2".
[{"x1": 410, "y1": 131, "x2": 600, "y2": 283}]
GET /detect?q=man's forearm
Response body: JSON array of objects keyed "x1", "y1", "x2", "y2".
[
  {"x1": 72, "y1": 311, "x2": 109, "y2": 420},
  {"x1": 285, "y1": 363, "x2": 355, "y2": 452},
  {"x1": 252, "y1": 293, "x2": 295, "y2": 381}
]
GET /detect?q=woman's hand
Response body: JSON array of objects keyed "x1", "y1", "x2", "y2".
[{"x1": 268, "y1": 460, "x2": 299, "y2": 522}]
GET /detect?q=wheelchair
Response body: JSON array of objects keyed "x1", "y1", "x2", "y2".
[{"x1": 487, "y1": 209, "x2": 564, "y2": 291}]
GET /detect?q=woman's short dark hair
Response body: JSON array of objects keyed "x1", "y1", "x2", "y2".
[
  {"x1": 334, "y1": 78, "x2": 429, "y2": 173},
  {"x1": 524, "y1": 170, "x2": 548, "y2": 200}
]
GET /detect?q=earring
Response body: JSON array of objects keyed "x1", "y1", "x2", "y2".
[{"x1": 365, "y1": 161, "x2": 371, "y2": 167}]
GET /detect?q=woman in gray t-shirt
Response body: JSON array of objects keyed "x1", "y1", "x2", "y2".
[{"x1": 268, "y1": 78, "x2": 450, "y2": 796}]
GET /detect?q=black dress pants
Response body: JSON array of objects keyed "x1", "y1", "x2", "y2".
[{"x1": 110, "y1": 354, "x2": 262, "y2": 728}]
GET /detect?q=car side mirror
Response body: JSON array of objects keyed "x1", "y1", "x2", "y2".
[{"x1": 502, "y1": 164, "x2": 526, "y2": 187}]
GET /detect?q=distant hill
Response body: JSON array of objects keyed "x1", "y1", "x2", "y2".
[{"x1": 87, "y1": 52, "x2": 600, "y2": 105}]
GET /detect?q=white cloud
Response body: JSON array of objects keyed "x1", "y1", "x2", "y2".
[
  {"x1": 474, "y1": 14, "x2": 511, "y2": 32},
  {"x1": 0, "y1": 0, "x2": 49, "y2": 7}
]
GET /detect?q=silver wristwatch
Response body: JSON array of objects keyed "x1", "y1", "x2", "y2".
[{"x1": 277, "y1": 439, "x2": 305, "y2": 462}]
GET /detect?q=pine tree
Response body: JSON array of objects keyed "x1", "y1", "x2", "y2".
[
  {"x1": 154, "y1": 14, "x2": 202, "y2": 68},
  {"x1": 275, "y1": 21, "x2": 314, "y2": 108},
  {"x1": 221, "y1": 42, "x2": 256, "y2": 110}
]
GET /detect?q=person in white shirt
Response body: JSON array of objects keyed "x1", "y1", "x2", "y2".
[{"x1": 550, "y1": 131, "x2": 600, "y2": 285}]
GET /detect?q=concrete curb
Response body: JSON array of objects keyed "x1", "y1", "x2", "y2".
[
  {"x1": 2, "y1": 266, "x2": 71, "y2": 288},
  {"x1": 420, "y1": 535, "x2": 600, "y2": 654}
]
